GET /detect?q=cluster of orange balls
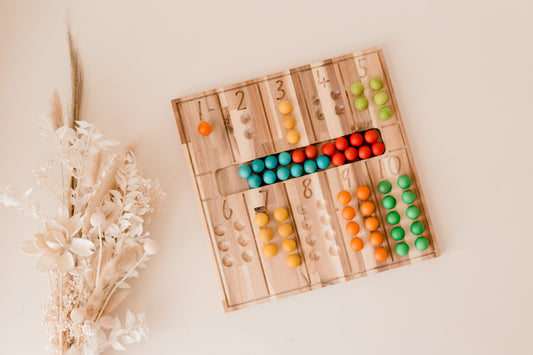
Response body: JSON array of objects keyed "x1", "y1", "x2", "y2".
[{"x1": 337, "y1": 186, "x2": 388, "y2": 262}]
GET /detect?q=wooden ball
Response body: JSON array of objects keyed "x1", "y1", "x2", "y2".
[
  {"x1": 278, "y1": 100, "x2": 293, "y2": 114},
  {"x1": 286, "y1": 130, "x2": 300, "y2": 144},
  {"x1": 197, "y1": 121, "x2": 212, "y2": 136},
  {"x1": 282, "y1": 115, "x2": 296, "y2": 129}
]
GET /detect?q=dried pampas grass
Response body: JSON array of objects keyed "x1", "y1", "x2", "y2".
[{"x1": 0, "y1": 29, "x2": 165, "y2": 354}]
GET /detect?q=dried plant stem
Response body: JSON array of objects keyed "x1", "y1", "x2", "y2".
[
  {"x1": 96, "y1": 253, "x2": 147, "y2": 321},
  {"x1": 58, "y1": 273, "x2": 64, "y2": 355},
  {"x1": 95, "y1": 228, "x2": 103, "y2": 286}
]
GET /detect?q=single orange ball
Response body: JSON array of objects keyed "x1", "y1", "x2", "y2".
[
  {"x1": 197, "y1": 121, "x2": 212, "y2": 136},
  {"x1": 350, "y1": 237, "x2": 364, "y2": 252},
  {"x1": 355, "y1": 186, "x2": 371, "y2": 200},
  {"x1": 364, "y1": 217, "x2": 379, "y2": 231},
  {"x1": 346, "y1": 221, "x2": 360, "y2": 236},
  {"x1": 341, "y1": 206, "x2": 356, "y2": 220},
  {"x1": 360, "y1": 201, "x2": 375, "y2": 216},
  {"x1": 369, "y1": 232, "x2": 384, "y2": 246},
  {"x1": 337, "y1": 190, "x2": 351, "y2": 205},
  {"x1": 374, "y1": 247, "x2": 388, "y2": 262}
]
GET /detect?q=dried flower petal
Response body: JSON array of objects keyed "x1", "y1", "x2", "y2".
[
  {"x1": 21, "y1": 240, "x2": 41, "y2": 254},
  {"x1": 90, "y1": 212, "x2": 106, "y2": 227},
  {"x1": 70, "y1": 238, "x2": 95, "y2": 257},
  {"x1": 56, "y1": 252, "x2": 74, "y2": 274},
  {"x1": 143, "y1": 239, "x2": 158, "y2": 255}
]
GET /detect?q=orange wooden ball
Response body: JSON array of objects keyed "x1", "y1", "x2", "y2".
[
  {"x1": 197, "y1": 121, "x2": 212, "y2": 136},
  {"x1": 355, "y1": 186, "x2": 371, "y2": 200},
  {"x1": 346, "y1": 221, "x2": 360, "y2": 236},
  {"x1": 369, "y1": 232, "x2": 384, "y2": 246},
  {"x1": 337, "y1": 190, "x2": 351, "y2": 205},
  {"x1": 364, "y1": 217, "x2": 379, "y2": 231},
  {"x1": 341, "y1": 206, "x2": 356, "y2": 220},
  {"x1": 374, "y1": 247, "x2": 388, "y2": 262},
  {"x1": 350, "y1": 237, "x2": 364, "y2": 252},
  {"x1": 360, "y1": 201, "x2": 375, "y2": 216}
]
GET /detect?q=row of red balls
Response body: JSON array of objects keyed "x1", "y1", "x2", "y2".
[{"x1": 290, "y1": 129, "x2": 385, "y2": 167}]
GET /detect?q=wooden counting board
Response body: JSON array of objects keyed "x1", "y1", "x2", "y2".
[{"x1": 171, "y1": 46, "x2": 439, "y2": 312}]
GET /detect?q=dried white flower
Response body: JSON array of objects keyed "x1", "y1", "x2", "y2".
[
  {"x1": 3, "y1": 108, "x2": 163, "y2": 353},
  {"x1": 21, "y1": 214, "x2": 95, "y2": 273},
  {"x1": 90, "y1": 212, "x2": 106, "y2": 228},
  {"x1": 143, "y1": 239, "x2": 159, "y2": 255},
  {"x1": 70, "y1": 307, "x2": 86, "y2": 323}
]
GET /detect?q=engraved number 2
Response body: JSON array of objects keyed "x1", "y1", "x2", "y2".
[
  {"x1": 235, "y1": 90, "x2": 247, "y2": 111},
  {"x1": 302, "y1": 179, "x2": 313, "y2": 199}
]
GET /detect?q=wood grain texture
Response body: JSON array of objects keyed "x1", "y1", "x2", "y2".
[{"x1": 171, "y1": 47, "x2": 439, "y2": 312}]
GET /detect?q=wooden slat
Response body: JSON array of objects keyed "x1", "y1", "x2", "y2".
[
  {"x1": 243, "y1": 186, "x2": 310, "y2": 296},
  {"x1": 203, "y1": 194, "x2": 269, "y2": 309}
]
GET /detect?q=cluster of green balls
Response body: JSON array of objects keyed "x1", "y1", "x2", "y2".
[
  {"x1": 378, "y1": 175, "x2": 429, "y2": 256},
  {"x1": 349, "y1": 77, "x2": 393, "y2": 120}
]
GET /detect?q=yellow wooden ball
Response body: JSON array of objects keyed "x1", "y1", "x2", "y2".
[
  {"x1": 278, "y1": 100, "x2": 292, "y2": 114},
  {"x1": 258, "y1": 228, "x2": 273, "y2": 242},
  {"x1": 286, "y1": 129, "x2": 300, "y2": 144},
  {"x1": 278, "y1": 223, "x2": 293, "y2": 237},
  {"x1": 282, "y1": 239, "x2": 296, "y2": 253},
  {"x1": 254, "y1": 213, "x2": 269, "y2": 227},
  {"x1": 262, "y1": 243, "x2": 277, "y2": 258},
  {"x1": 274, "y1": 207, "x2": 289, "y2": 222},
  {"x1": 282, "y1": 115, "x2": 296, "y2": 129},
  {"x1": 286, "y1": 254, "x2": 301, "y2": 268}
]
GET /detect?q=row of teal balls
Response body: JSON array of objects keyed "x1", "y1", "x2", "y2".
[{"x1": 239, "y1": 153, "x2": 331, "y2": 188}]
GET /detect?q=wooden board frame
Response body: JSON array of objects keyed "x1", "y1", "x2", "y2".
[{"x1": 171, "y1": 47, "x2": 439, "y2": 312}]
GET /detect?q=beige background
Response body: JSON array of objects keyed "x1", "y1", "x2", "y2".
[{"x1": 1, "y1": 0, "x2": 532, "y2": 354}]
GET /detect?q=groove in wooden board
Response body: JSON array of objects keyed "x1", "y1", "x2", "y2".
[
  {"x1": 376, "y1": 49, "x2": 440, "y2": 257},
  {"x1": 315, "y1": 172, "x2": 353, "y2": 276},
  {"x1": 380, "y1": 124, "x2": 405, "y2": 152},
  {"x1": 203, "y1": 195, "x2": 269, "y2": 307},
  {"x1": 214, "y1": 126, "x2": 386, "y2": 198},
  {"x1": 215, "y1": 165, "x2": 248, "y2": 197},
  {"x1": 355, "y1": 52, "x2": 397, "y2": 128},
  {"x1": 336, "y1": 56, "x2": 374, "y2": 130},
  {"x1": 243, "y1": 186, "x2": 310, "y2": 295},
  {"x1": 284, "y1": 175, "x2": 346, "y2": 285},
  {"x1": 365, "y1": 151, "x2": 436, "y2": 262},
  {"x1": 311, "y1": 61, "x2": 353, "y2": 138},
  {"x1": 324, "y1": 162, "x2": 393, "y2": 272},
  {"x1": 218, "y1": 85, "x2": 275, "y2": 162},
  {"x1": 177, "y1": 95, "x2": 234, "y2": 175},
  {"x1": 290, "y1": 69, "x2": 317, "y2": 143},
  {"x1": 258, "y1": 73, "x2": 311, "y2": 152},
  {"x1": 298, "y1": 66, "x2": 332, "y2": 143}
]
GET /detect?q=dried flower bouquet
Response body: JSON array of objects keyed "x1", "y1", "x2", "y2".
[{"x1": 0, "y1": 31, "x2": 164, "y2": 354}]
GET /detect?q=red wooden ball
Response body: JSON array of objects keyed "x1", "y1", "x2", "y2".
[
  {"x1": 371, "y1": 142, "x2": 385, "y2": 156},
  {"x1": 344, "y1": 146, "x2": 358, "y2": 161},
  {"x1": 292, "y1": 150, "x2": 306, "y2": 163},
  {"x1": 349, "y1": 133, "x2": 363, "y2": 147},
  {"x1": 331, "y1": 152, "x2": 346, "y2": 166},
  {"x1": 321, "y1": 142, "x2": 336, "y2": 156},
  {"x1": 364, "y1": 130, "x2": 379, "y2": 144},
  {"x1": 358, "y1": 146, "x2": 372, "y2": 159},
  {"x1": 305, "y1": 145, "x2": 318, "y2": 159},
  {"x1": 334, "y1": 137, "x2": 349, "y2": 151}
]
